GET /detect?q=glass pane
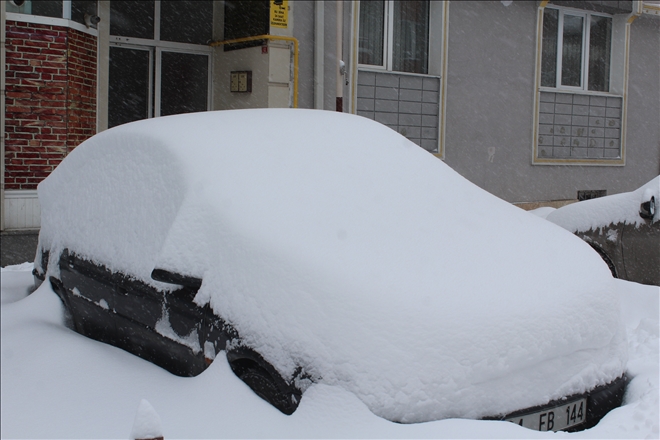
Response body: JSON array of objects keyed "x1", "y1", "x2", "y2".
[
  {"x1": 588, "y1": 15, "x2": 611, "y2": 92},
  {"x1": 561, "y1": 14, "x2": 584, "y2": 87},
  {"x1": 392, "y1": 0, "x2": 429, "y2": 74},
  {"x1": 223, "y1": 1, "x2": 269, "y2": 51},
  {"x1": 541, "y1": 8, "x2": 558, "y2": 88},
  {"x1": 71, "y1": 1, "x2": 98, "y2": 27},
  {"x1": 161, "y1": 1, "x2": 213, "y2": 45},
  {"x1": 110, "y1": 1, "x2": 155, "y2": 39},
  {"x1": 108, "y1": 47, "x2": 151, "y2": 128},
  {"x1": 160, "y1": 52, "x2": 208, "y2": 117},
  {"x1": 31, "y1": 1, "x2": 63, "y2": 18},
  {"x1": 358, "y1": 1, "x2": 385, "y2": 66}
]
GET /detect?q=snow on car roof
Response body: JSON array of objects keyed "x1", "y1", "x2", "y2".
[
  {"x1": 546, "y1": 176, "x2": 660, "y2": 233},
  {"x1": 37, "y1": 109, "x2": 627, "y2": 423}
]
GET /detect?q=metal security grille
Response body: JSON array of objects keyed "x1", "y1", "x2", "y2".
[
  {"x1": 537, "y1": 91, "x2": 622, "y2": 160},
  {"x1": 356, "y1": 71, "x2": 440, "y2": 153}
]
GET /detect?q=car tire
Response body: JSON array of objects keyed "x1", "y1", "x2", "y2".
[{"x1": 226, "y1": 347, "x2": 302, "y2": 415}]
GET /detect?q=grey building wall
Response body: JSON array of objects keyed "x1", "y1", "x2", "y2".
[
  {"x1": 625, "y1": 14, "x2": 660, "y2": 178},
  {"x1": 444, "y1": 1, "x2": 659, "y2": 203}
]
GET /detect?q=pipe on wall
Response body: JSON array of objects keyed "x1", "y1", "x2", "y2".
[
  {"x1": 314, "y1": 1, "x2": 324, "y2": 110},
  {"x1": 336, "y1": 0, "x2": 343, "y2": 112}
]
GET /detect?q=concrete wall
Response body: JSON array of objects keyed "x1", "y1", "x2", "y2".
[
  {"x1": 444, "y1": 1, "x2": 659, "y2": 203},
  {"x1": 625, "y1": 14, "x2": 660, "y2": 178}
]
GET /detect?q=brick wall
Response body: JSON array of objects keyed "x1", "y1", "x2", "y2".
[{"x1": 4, "y1": 21, "x2": 97, "y2": 190}]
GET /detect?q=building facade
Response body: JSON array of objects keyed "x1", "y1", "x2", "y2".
[{"x1": 2, "y1": 0, "x2": 659, "y2": 230}]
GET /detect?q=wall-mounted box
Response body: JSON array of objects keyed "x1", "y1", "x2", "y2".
[{"x1": 230, "y1": 71, "x2": 252, "y2": 93}]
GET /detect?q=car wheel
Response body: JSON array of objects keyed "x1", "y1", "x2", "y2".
[
  {"x1": 589, "y1": 245, "x2": 618, "y2": 278},
  {"x1": 226, "y1": 347, "x2": 302, "y2": 415}
]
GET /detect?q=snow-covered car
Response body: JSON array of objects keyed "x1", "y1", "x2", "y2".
[
  {"x1": 546, "y1": 177, "x2": 659, "y2": 287},
  {"x1": 34, "y1": 109, "x2": 628, "y2": 430}
]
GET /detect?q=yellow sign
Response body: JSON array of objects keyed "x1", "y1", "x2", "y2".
[{"x1": 270, "y1": 0, "x2": 288, "y2": 28}]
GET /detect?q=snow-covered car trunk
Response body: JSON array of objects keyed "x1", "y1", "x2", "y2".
[{"x1": 36, "y1": 109, "x2": 627, "y2": 425}]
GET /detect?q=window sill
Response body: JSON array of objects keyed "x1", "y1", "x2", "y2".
[
  {"x1": 539, "y1": 87, "x2": 622, "y2": 98},
  {"x1": 358, "y1": 66, "x2": 440, "y2": 79},
  {"x1": 6, "y1": 12, "x2": 98, "y2": 37},
  {"x1": 532, "y1": 157, "x2": 625, "y2": 166}
]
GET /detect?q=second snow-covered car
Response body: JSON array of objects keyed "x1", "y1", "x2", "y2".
[
  {"x1": 34, "y1": 110, "x2": 627, "y2": 430},
  {"x1": 546, "y1": 177, "x2": 659, "y2": 286}
]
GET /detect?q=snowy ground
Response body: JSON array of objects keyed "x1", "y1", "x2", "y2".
[{"x1": 1, "y1": 263, "x2": 658, "y2": 439}]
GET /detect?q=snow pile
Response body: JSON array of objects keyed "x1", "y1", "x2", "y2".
[
  {"x1": 2, "y1": 265, "x2": 657, "y2": 438},
  {"x1": 36, "y1": 109, "x2": 627, "y2": 423},
  {"x1": 527, "y1": 206, "x2": 557, "y2": 219},
  {"x1": 546, "y1": 176, "x2": 660, "y2": 233},
  {"x1": 130, "y1": 399, "x2": 164, "y2": 440}
]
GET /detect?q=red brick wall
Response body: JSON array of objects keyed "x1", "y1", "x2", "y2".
[{"x1": 4, "y1": 21, "x2": 97, "y2": 190}]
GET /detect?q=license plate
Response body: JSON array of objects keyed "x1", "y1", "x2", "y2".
[{"x1": 505, "y1": 398, "x2": 587, "y2": 431}]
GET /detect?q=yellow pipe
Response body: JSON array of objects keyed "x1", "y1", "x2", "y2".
[{"x1": 210, "y1": 35, "x2": 299, "y2": 108}]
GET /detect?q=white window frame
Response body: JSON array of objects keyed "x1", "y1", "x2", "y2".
[
  {"x1": 543, "y1": 6, "x2": 613, "y2": 93},
  {"x1": 357, "y1": 0, "x2": 430, "y2": 74},
  {"x1": 108, "y1": 1, "x2": 213, "y2": 119},
  {"x1": 5, "y1": 0, "x2": 98, "y2": 36}
]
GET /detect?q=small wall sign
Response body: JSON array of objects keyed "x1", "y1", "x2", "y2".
[{"x1": 270, "y1": 0, "x2": 288, "y2": 28}]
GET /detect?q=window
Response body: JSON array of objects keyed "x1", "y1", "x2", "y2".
[
  {"x1": 541, "y1": 7, "x2": 612, "y2": 92},
  {"x1": 223, "y1": 0, "x2": 270, "y2": 51},
  {"x1": 108, "y1": 1, "x2": 213, "y2": 128},
  {"x1": 358, "y1": 0, "x2": 429, "y2": 74},
  {"x1": 6, "y1": 1, "x2": 98, "y2": 27}
]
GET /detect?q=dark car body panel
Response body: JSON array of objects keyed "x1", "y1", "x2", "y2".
[
  {"x1": 576, "y1": 219, "x2": 659, "y2": 286},
  {"x1": 41, "y1": 249, "x2": 302, "y2": 414},
  {"x1": 621, "y1": 221, "x2": 660, "y2": 285}
]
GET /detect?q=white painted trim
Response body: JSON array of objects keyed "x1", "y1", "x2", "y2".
[
  {"x1": 109, "y1": 36, "x2": 213, "y2": 53},
  {"x1": 436, "y1": 1, "x2": 450, "y2": 160},
  {"x1": 538, "y1": 87, "x2": 621, "y2": 97},
  {"x1": 350, "y1": 0, "x2": 359, "y2": 115},
  {"x1": 5, "y1": 12, "x2": 99, "y2": 37},
  {"x1": 3, "y1": 190, "x2": 41, "y2": 230}
]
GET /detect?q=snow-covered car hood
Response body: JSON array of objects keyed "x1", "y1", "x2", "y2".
[
  {"x1": 546, "y1": 176, "x2": 660, "y2": 233},
  {"x1": 37, "y1": 109, "x2": 627, "y2": 423}
]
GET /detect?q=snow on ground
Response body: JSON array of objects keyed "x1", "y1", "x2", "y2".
[{"x1": 1, "y1": 263, "x2": 658, "y2": 439}]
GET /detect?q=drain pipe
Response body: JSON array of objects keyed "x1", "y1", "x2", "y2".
[
  {"x1": 314, "y1": 1, "x2": 324, "y2": 110},
  {"x1": 336, "y1": 0, "x2": 343, "y2": 112}
]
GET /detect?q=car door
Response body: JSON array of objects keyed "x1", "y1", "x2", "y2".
[{"x1": 57, "y1": 250, "x2": 118, "y2": 344}]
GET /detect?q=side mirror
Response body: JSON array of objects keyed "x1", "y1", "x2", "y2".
[{"x1": 640, "y1": 195, "x2": 655, "y2": 220}]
